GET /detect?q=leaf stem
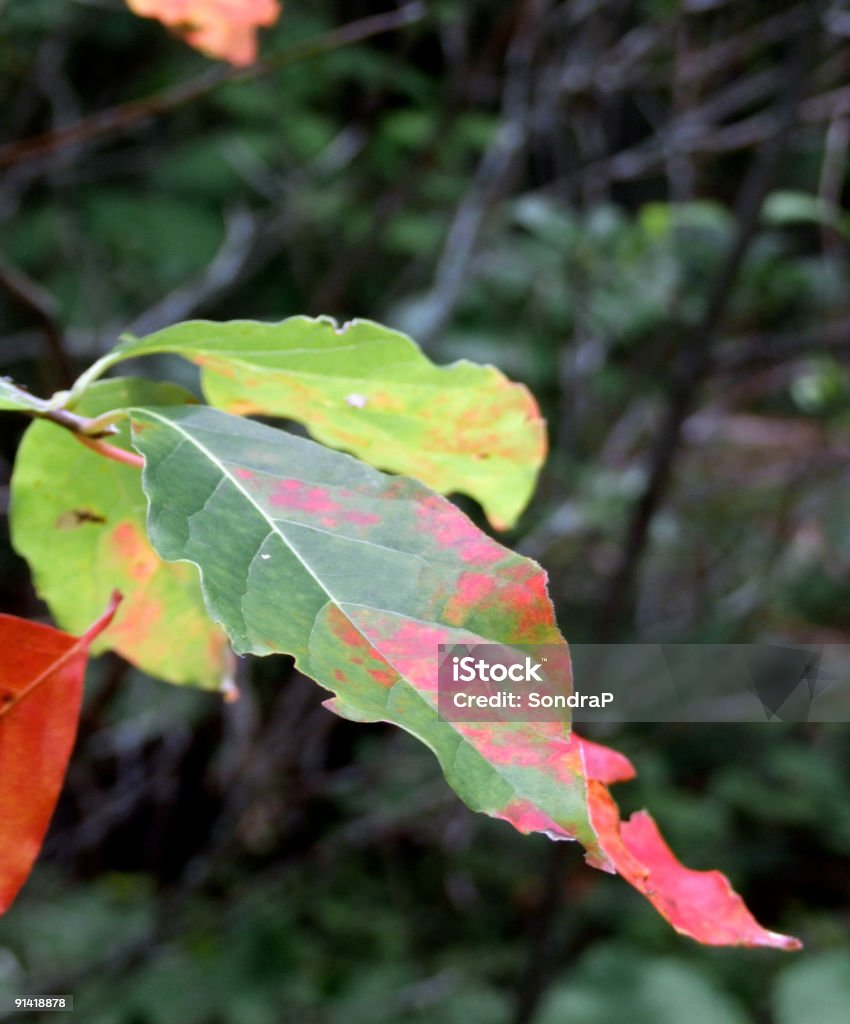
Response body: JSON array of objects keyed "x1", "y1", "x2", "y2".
[
  {"x1": 23, "y1": 401, "x2": 142, "y2": 468},
  {"x1": 74, "y1": 433, "x2": 144, "y2": 469},
  {"x1": 0, "y1": 591, "x2": 122, "y2": 719},
  {"x1": 62, "y1": 351, "x2": 126, "y2": 407}
]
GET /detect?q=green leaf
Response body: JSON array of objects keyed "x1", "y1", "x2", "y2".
[
  {"x1": 87, "y1": 317, "x2": 546, "y2": 529},
  {"x1": 762, "y1": 190, "x2": 850, "y2": 236},
  {"x1": 10, "y1": 379, "x2": 230, "y2": 690},
  {"x1": 0, "y1": 378, "x2": 53, "y2": 413},
  {"x1": 127, "y1": 404, "x2": 603, "y2": 862}
]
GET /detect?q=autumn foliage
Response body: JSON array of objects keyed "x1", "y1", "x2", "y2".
[
  {"x1": 0, "y1": 3, "x2": 805, "y2": 958},
  {"x1": 125, "y1": 0, "x2": 281, "y2": 65},
  {"x1": 0, "y1": 596, "x2": 119, "y2": 913},
  {"x1": 0, "y1": 319, "x2": 802, "y2": 950}
]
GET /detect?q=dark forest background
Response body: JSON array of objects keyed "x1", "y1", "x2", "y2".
[{"x1": 1, "y1": 1, "x2": 849, "y2": 1022}]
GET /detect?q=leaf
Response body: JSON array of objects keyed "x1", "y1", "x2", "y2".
[
  {"x1": 126, "y1": 404, "x2": 801, "y2": 947},
  {"x1": 0, "y1": 377, "x2": 53, "y2": 413},
  {"x1": 762, "y1": 190, "x2": 850, "y2": 237},
  {"x1": 10, "y1": 380, "x2": 230, "y2": 690},
  {"x1": 125, "y1": 0, "x2": 281, "y2": 66},
  {"x1": 0, "y1": 597, "x2": 119, "y2": 914},
  {"x1": 584, "y1": 775, "x2": 801, "y2": 950},
  {"x1": 91, "y1": 317, "x2": 546, "y2": 530},
  {"x1": 128, "y1": 403, "x2": 602, "y2": 860}
]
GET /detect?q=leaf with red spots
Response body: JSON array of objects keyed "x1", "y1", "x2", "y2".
[
  {"x1": 125, "y1": 0, "x2": 281, "y2": 65},
  {"x1": 87, "y1": 318, "x2": 546, "y2": 529},
  {"x1": 128, "y1": 403, "x2": 601, "y2": 857},
  {"x1": 0, "y1": 596, "x2": 119, "y2": 914},
  {"x1": 127, "y1": 404, "x2": 800, "y2": 947},
  {"x1": 10, "y1": 380, "x2": 231, "y2": 690}
]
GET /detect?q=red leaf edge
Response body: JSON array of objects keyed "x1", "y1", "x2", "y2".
[
  {"x1": 580, "y1": 738, "x2": 801, "y2": 950},
  {"x1": 0, "y1": 592, "x2": 121, "y2": 913}
]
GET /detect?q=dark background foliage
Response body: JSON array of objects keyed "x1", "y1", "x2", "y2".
[{"x1": 1, "y1": 1, "x2": 849, "y2": 1021}]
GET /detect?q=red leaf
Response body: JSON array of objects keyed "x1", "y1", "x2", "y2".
[
  {"x1": 0, "y1": 595, "x2": 120, "y2": 914},
  {"x1": 125, "y1": 0, "x2": 281, "y2": 65},
  {"x1": 576, "y1": 734, "x2": 637, "y2": 786},
  {"x1": 582, "y1": 761, "x2": 802, "y2": 949}
]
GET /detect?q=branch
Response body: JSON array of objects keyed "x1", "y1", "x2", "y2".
[
  {"x1": 0, "y1": 252, "x2": 73, "y2": 387},
  {"x1": 597, "y1": 11, "x2": 822, "y2": 637},
  {"x1": 31, "y1": 406, "x2": 145, "y2": 469},
  {"x1": 416, "y1": 0, "x2": 548, "y2": 342},
  {"x1": 0, "y1": 3, "x2": 427, "y2": 172}
]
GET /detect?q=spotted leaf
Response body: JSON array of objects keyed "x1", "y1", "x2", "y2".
[
  {"x1": 128, "y1": 404, "x2": 601, "y2": 859},
  {"x1": 88, "y1": 317, "x2": 546, "y2": 529},
  {"x1": 125, "y1": 405, "x2": 802, "y2": 947}
]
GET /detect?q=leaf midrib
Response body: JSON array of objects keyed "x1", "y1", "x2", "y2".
[{"x1": 136, "y1": 408, "x2": 439, "y2": 622}]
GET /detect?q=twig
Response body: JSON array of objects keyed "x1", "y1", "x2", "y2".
[
  {"x1": 817, "y1": 114, "x2": 850, "y2": 258},
  {"x1": 27, "y1": 405, "x2": 144, "y2": 469},
  {"x1": 715, "y1": 317, "x2": 850, "y2": 372},
  {"x1": 597, "y1": 12, "x2": 821, "y2": 637},
  {"x1": 679, "y1": 5, "x2": 810, "y2": 84},
  {"x1": 0, "y1": 3, "x2": 427, "y2": 172},
  {"x1": 416, "y1": 0, "x2": 549, "y2": 342},
  {"x1": 34, "y1": 405, "x2": 119, "y2": 438},
  {"x1": 0, "y1": 252, "x2": 73, "y2": 387}
]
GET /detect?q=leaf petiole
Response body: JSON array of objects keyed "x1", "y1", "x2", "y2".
[{"x1": 74, "y1": 433, "x2": 144, "y2": 469}]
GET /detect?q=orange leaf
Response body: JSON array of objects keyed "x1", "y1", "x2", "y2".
[
  {"x1": 0, "y1": 595, "x2": 120, "y2": 914},
  {"x1": 580, "y1": 744, "x2": 801, "y2": 949},
  {"x1": 125, "y1": 0, "x2": 281, "y2": 65}
]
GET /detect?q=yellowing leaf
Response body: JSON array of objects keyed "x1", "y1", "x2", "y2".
[
  {"x1": 83, "y1": 318, "x2": 547, "y2": 529},
  {"x1": 125, "y1": 0, "x2": 281, "y2": 65}
]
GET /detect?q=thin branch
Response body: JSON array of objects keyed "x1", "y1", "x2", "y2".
[
  {"x1": 416, "y1": 0, "x2": 549, "y2": 342},
  {"x1": 27, "y1": 405, "x2": 144, "y2": 468},
  {"x1": 35, "y1": 405, "x2": 120, "y2": 438},
  {"x1": 716, "y1": 317, "x2": 850, "y2": 372},
  {"x1": 597, "y1": 13, "x2": 821, "y2": 637},
  {"x1": 0, "y1": 252, "x2": 73, "y2": 387},
  {"x1": 0, "y1": 3, "x2": 427, "y2": 172}
]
